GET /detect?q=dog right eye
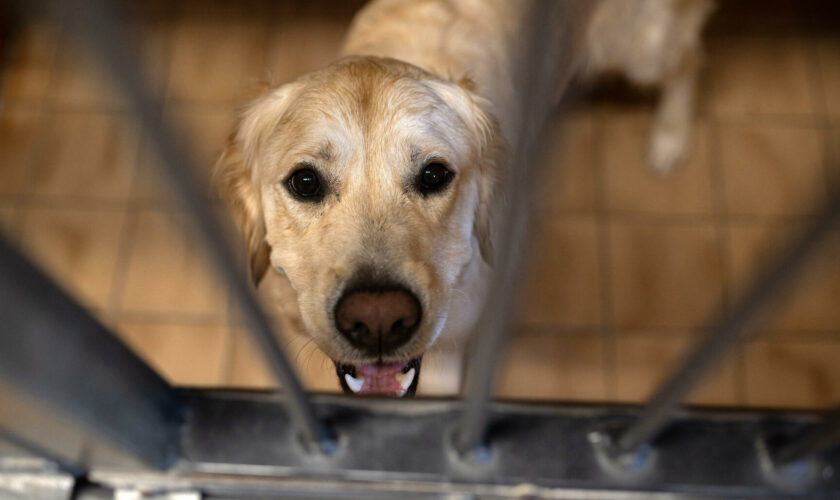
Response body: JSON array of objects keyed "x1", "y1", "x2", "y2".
[
  {"x1": 286, "y1": 168, "x2": 324, "y2": 201},
  {"x1": 416, "y1": 161, "x2": 453, "y2": 195}
]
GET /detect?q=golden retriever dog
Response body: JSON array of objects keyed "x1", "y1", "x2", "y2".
[{"x1": 215, "y1": 0, "x2": 714, "y2": 397}]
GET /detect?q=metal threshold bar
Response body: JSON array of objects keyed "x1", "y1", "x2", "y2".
[{"x1": 76, "y1": 391, "x2": 840, "y2": 499}]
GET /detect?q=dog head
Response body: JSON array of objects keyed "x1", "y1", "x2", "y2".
[{"x1": 216, "y1": 56, "x2": 503, "y2": 396}]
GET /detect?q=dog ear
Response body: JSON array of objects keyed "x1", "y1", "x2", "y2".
[
  {"x1": 213, "y1": 85, "x2": 297, "y2": 285},
  {"x1": 428, "y1": 77, "x2": 506, "y2": 265},
  {"x1": 214, "y1": 130, "x2": 270, "y2": 285}
]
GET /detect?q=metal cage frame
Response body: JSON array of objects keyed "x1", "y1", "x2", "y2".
[{"x1": 1, "y1": 1, "x2": 839, "y2": 498}]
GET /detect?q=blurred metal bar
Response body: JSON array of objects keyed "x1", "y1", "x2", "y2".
[
  {"x1": 614, "y1": 196, "x2": 840, "y2": 455},
  {"x1": 773, "y1": 405, "x2": 840, "y2": 465},
  {"x1": 453, "y1": 0, "x2": 592, "y2": 457},
  {"x1": 20, "y1": 0, "x2": 335, "y2": 452},
  {"x1": 0, "y1": 237, "x2": 183, "y2": 470}
]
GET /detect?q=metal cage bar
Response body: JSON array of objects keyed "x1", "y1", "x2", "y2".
[
  {"x1": 453, "y1": 0, "x2": 558, "y2": 457},
  {"x1": 612, "y1": 196, "x2": 840, "y2": 456},
  {"x1": 454, "y1": 0, "x2": 593, "y2": 457},
  {"x1": 16, "y1": 0, "x2": 335, "y2": 453},
  {"x1": 0, "y1": 237, "x2": 183, "y2": 471}
]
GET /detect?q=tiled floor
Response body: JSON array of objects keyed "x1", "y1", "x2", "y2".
[{"x1": 1, "y1": 1, "x2": 838, "y2": 409}]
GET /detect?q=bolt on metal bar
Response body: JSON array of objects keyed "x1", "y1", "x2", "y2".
[
  {"x1": 21, "y1": 0, "x2": 335, "y2": 452},
  {"x1": 773, "y1": 405, "x2": 840, "y2": 465},
  {"x1": 613, "y1": 196, "x2": 840, "y2": 455},
  {"x1": 453, "y1": 0, "x2": 593, "y2": 456}
]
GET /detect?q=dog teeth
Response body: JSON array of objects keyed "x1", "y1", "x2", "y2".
[
  {"x1": 344, "y1": 373, "x2": 364, "y2": 393},
  {"x1": 396, "y1": 367, "x2": 416, "y2": 392}
]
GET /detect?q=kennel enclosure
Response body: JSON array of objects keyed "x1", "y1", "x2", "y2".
[{"x1": 1, "y1": 0, "x2": 840, "y2": 498}]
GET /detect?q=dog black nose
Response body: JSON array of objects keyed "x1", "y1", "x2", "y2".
[{"x1": 334, "y1": 284, "x2": 421, "y2": 354}]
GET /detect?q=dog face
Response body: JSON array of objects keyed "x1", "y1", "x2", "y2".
[{"x1": 217, "y1": 57, "x2": 502, "y2": 396}]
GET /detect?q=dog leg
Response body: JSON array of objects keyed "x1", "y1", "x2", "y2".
[{"x1": 648, "y1": 59, "x2": 698, "y2": 174}]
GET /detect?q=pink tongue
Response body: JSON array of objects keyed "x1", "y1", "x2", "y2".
[{"x1": 356, "y1": 362, "x2": 407, "y2": 396}]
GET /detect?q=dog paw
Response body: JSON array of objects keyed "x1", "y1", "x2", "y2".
[{"x1": 648, "y1": 128, "x2": 687, "y2": 175}]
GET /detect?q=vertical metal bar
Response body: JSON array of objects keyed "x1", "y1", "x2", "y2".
[
  {"x1": 0, "y1": 237, "x2": 183, "y2": 470},
  {"x1": 613, "y1": 197, "x2": 840, "y2": 455},
  {"x1": 773, "y1": 405, "x2": 840, "y2": 465},
  {"x1": 19, "y1": 0, "x2": 335, "y2": 452},
  {"x1": 453, "y1": 0, "x2": 593, "y2": 456}
]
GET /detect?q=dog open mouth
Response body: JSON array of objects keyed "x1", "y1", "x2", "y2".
[{"x1": 335, "y1": 357, "x2": 421, "y2": 397}]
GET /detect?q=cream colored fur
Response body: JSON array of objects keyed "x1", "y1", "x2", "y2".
[{"x1": 215, "y1": 0, "x2": 714, "y2": 394}]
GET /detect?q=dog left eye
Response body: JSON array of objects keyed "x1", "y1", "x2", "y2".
[
  {"x1": 416, "y1": 162, "x2": 453, "y2": 195},
  {"x1": 286, "y1": 167, "x2": 324, "y2": 201}
]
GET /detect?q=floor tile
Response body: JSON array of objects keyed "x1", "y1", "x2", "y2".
[
  {"x1": 718, "y1": 122, "x2": 828, "y2": 216},
  {"x1": 167, "y1": 19, "x2": 269, "y2": 102},
  {"x1": 134, "y1": 105, "x2": 237, "y2": 204},
  {"x1": 709, "y1": 37, "x2": 818, "y2": 116},
  {"x1": 538, "y1": 112, "x2": 599, "y2": 214},
  {"x1": 117, "y1": 320, "x2": 228, "y2": 386},
  {"x1": 19, "y1": 208, "x2": 126, "y2": 310},
  {"x1": 225, "y1": 327, "x2": 275, "y2": 389},
  {"x1": 745, "y1": 338, "x2": 840, "y2": 408},
  {"x1": 610, "y1": 221, "x2": 725, "y2": 329},
  {"x1": 0, "y1": 106, "x2": 41, "y2": 197},
  {"x1": 28, "y1": 110, "x2": 139, "y2": 200},
  {"x1": 816, "y1": 37, "x2": 840, "y2": 117},
  {"x1": 50, "y1": 21, "x2": 172, "y2": 108},
  {"x1": 120, "y1": 209, "x2": 229, "y2": 318},
  {"x1": 516, "y1": 217, "x2": 602, "y2": 328},
  {"x1": 2, "y1": 21, "x2": 58, "y2": 101},
  {"x1": 264, "y1": 18, "x2": 348, "y2": 85},
  {"x1": 614, "y1": 332, "x2": 740, "y2": 406},
  {"x1": 416, "y1": 336, "x2": 464, "y2": 396},
  {"x1": 495, "y1": 333, "x2": 607, "y2": 401},
  {"x1": 727, "y1": 222, "x2": 840, "y2": 333},
  {"x1": 602, "y1": 111, "x2": 714, "y2": 215}
]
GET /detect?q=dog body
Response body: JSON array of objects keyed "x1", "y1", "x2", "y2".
[{"x1": 217, "y1": 0, "x2": 713, "y2": 396}]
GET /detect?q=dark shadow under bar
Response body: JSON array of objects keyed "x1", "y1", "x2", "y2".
[
  {"x1": 614, "y1": 196, "x2": 840, "y2": 455},
  {"x1": 19, "y1": 0, "x2": 335, "y2": 452}
]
